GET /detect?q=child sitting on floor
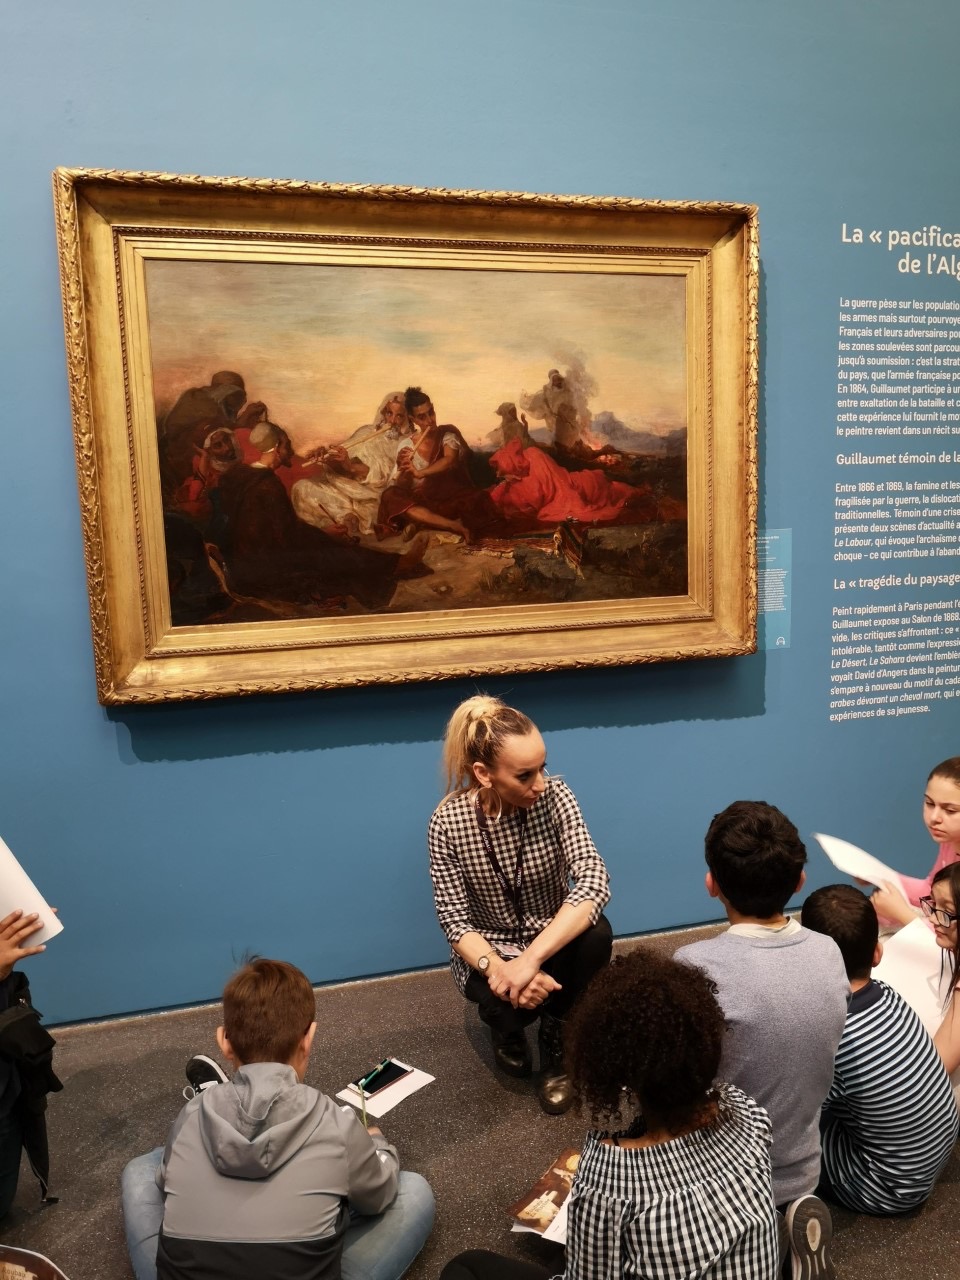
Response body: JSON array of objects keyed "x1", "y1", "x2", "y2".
[
  {"x1": 925, "y1": 863, "x2": 960, "y2": 1096},
  {"x1": 870, "y1": 756, "x2": 960, "y2": 927},
  {"x1": 674, "y1": 800, "x2": 848, "y2": 1277},
  {"x1": 802, "y1": 883, "x2": 958, "y2": 1214},
  {"x1": 120, "y1": 957, "x2": 434, "y2": 1280},
  {"x1": 439, "y1": 948, "x2": 780, "y2": 1280}
]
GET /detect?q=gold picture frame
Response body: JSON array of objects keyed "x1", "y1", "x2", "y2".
[{"x1": 53, "y1": 167, "x2": 758, "y2": 704}]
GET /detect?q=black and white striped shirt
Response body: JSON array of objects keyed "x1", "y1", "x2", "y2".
[
  {"x1": 564, "y1": 1085, "x2": 779, "y2": 1279},
  {"x1": 820, "y1": 978, "x2": 959, "y2": 1215},
  {"x1": 428, "y1": 777, "x2": 610, "y2": 993}
]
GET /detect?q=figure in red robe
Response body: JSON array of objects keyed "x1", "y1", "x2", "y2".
[{"x1": 488, "y1": 438, "x2": 661, "y2": 527}]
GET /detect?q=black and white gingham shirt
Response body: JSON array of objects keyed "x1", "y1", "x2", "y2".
[
  {"x1": 428, "y1": 777, "x2": 610, "y2": 993},
  {"x1": 565, "y1": 1085, "x2": 779, "y2": 1279}
]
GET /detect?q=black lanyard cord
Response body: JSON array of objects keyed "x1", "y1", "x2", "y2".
[{"x1": 474, "y1": 796, "x2": 529, "y2": 947}]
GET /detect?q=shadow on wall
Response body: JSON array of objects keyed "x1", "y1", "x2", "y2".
[{"x1": 111, "y1": 649, "x2": 767, "y2": 764}]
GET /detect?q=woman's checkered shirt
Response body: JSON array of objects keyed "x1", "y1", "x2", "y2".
[{"x1": 428, "y1": 776, "x2": 610, "y2": 992}]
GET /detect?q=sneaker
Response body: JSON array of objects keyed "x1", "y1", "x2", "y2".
[
  {"x1": 183, "y1": 1054, "x2": 229, "y2": 1100},
  {"x1": 785, "y1": 1195, "x2": 835, "y2": 1280}
]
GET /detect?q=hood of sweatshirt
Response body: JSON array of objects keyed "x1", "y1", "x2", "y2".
[{"x1": 196, "y1": 1062, "x2": 326, "y2": 1180}]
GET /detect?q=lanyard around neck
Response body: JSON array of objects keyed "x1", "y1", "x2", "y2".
[{"x1": 474, "y1": 796, "x2": 529, "y2": 945}]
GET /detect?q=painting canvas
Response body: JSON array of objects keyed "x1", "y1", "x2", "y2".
[
  {"x1": 150, "y1": 260, "x2": 688, "y2": 627},
  {"x1": 53, "y1": 169, "x2": 757, "y2": 702}
]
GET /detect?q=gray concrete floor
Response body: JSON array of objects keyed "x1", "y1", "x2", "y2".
[{"x1": 2, "y1": 926, "x2": 957, "y2": 1278}]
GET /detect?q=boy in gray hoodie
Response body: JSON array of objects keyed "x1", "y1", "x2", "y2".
[{"x1": 121, "y1": 958, "x2": 434, "y2": 1280}]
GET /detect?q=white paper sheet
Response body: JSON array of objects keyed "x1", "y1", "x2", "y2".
[
  {"x1": 336, "y1": 1061, "x2": 434, "y2": 1118},
  {"x1": 0, "y1": 835, "x2": 62, "y2": 946},
  {"x1": 811, "y1": 832, "x2": 908, "y2": 898},
  {"x1": 541, "y1": 1196, "x2": 569, "y2": 1244},
  {"x1": 874, "y1": 917, "x2": 948, "y2": 1038},
  {"x1": 509, "y1": 1195, "x2": 569, "y2": 1243}
]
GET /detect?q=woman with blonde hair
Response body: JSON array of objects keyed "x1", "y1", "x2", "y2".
[{"x1": 429, "y1": 695, "x2": 611, "y2": 1113}]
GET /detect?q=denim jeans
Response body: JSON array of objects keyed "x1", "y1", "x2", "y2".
[{"x1": 121, "y1": 1146, "x2": 435, "y2": 1280}]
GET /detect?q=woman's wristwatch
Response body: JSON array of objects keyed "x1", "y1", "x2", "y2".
[{"x1": 477, "y1": 950, "x2": 499, "y2": 973}]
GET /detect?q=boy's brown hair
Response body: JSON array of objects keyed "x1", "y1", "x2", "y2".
[{"x1": 222, "y1": 957, "x2": 316, "y2": 1064}]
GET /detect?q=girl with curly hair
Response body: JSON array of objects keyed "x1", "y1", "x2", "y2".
[
  {"x1": 439, "y1": 949, "x2": 780, "y2": 1280},
  {"x1": 429, "y1": 694, "x2": 611, "y2": 1115}
]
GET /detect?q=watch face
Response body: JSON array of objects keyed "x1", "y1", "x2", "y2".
[{"x1": 478, "y1": 955, "x2": 489, "y2": 972}]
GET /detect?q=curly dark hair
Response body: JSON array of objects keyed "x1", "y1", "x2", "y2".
[{"x1": 564, "y1": 947, "x2": 725, "y2": 1133}]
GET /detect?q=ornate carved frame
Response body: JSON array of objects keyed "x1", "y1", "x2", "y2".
[{"x1": 53, "y1": 168, "x2": 758, "y2": 704}]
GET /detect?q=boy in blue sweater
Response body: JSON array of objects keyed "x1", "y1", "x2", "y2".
[{"x1": 675, "y1": 801, "x2": 848, "y2": 1279}]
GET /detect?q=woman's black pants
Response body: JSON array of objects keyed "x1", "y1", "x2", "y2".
[
  {"x1": 463, "y1": 914, "x2": 612, "y2": 1036},
  {"x1": 439, "y1": 1249, "x2": 553, "y2": 1280}
]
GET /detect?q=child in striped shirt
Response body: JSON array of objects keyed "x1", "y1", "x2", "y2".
[{"x1": 802, "y1": 884, "x2": 958, "y2": 1215}]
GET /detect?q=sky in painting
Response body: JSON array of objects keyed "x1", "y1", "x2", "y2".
[{"x1": 146, "y1": 259, "x2": 686, "y2": 451}]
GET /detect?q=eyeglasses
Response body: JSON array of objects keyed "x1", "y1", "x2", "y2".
[{"x1": 920, "y1": 897, "x2": 958, "y2": 928}]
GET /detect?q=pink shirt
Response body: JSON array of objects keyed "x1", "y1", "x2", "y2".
[{"x1": 898, "y1": 841, "x2": 960, "y2": 906}]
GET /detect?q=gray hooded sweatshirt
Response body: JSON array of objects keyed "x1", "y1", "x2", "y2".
[{"x1": 156, "y1": 1062, "x2": 399, "y2": 1280}]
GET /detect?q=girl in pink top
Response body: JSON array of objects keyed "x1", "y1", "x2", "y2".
[{"x1": 871, "y1": 756, "x2": 960, "y2": 926}]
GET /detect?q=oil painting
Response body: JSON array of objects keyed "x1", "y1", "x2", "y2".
[
  {"x1": 150, "y1": 260, "x2": 688, "y2": 627},
  {"x1": 53, "y1": 169, "x2": 757, "y2": 702}
]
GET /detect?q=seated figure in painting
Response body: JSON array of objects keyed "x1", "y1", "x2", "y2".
[
  {"x1": 291, "y1": 391, "x2": 415, "y2": 539},
  {"x1": 376, "y1": 387, "x2": 497, "y2": 544},
  {"x1": 491, "y1": 401, "x2": 533, "y2": 449},
  {"x1": 214, "y1": 421, "x2": 427, "y2": 613},
  {"x1": 487, "y1": 436, "x2": 658, "y2": 528},
  {"x1": 169, "y1": 427, "x2": 242, "y2": 526},
  {"x1": 158, "y1": 370, "x2": 266, "y2": 499}
]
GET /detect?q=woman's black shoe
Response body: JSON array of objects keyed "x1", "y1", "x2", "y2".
[
  {"x1": 537, "y1": 1014, "x2": 574, "y2": 1114},
  {"x1": 491, "y1": 1027, "x2": 532, "y2": 1077}
]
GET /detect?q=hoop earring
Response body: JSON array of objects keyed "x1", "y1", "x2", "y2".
[{"x1": 482, "y1": 785, "x2": 503, "y2": 824}]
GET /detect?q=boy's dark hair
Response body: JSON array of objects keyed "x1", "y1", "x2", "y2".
[
  {"x1": 705, "y1": 800, "x2": 807, "y2": 918},
  {"x1": 565, "y1": 947, "x2": 724, "y2": 1132},
  {"x1": 800, "y1": 884, "x2": 877, "y2": 980},
  {"x1": 404, "y1": 385, "x2": 431, "y2": 415},
  {"x1": 222, "y1": 958, "x2": 316, "y2": 1065}
]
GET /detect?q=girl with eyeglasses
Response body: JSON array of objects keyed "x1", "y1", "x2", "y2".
[
  {"x1": 921, "y1": 863, "x2": 960, "y2": 1094},
  {"x1": 870, "y1": 757, "x2": 960, "y2": 927}
]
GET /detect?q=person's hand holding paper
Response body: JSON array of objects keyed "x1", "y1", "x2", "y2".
[
  {"x1": 0, "y1": 835, "x2": 62, "y2": 949},
  {"x1": 0, "y1": 909, "x2": 48, "y2": 979}
]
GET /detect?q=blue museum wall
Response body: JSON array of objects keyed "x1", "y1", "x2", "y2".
[{"x1": 2, "y1": 0, "x2": 958, "y2": 1022}]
